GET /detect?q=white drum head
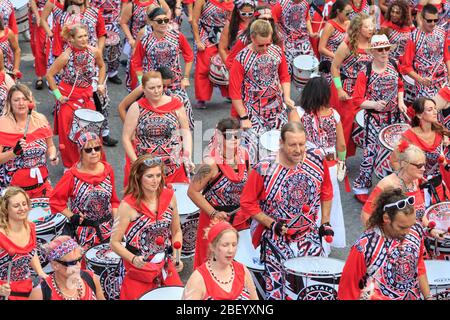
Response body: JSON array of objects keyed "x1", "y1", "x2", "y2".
[
  {"x1": 402, "y1": 75, "x2": 415, "y2": 85},
  {"x1": 260, "y1": 130, "x2": 280, "y2": 152},
  {"x1": 235, "y1": 229, "x2": 264, "y2": 271},
  {"x1": 74, "y1": 109, "x2": 105, "y2": 123},
  {"x1": 139, "y1": 286, "x2": 184, "y2": 300},
  {"x1": 28, "y1": 198, "x2": 66, "y2": 231},
  {"x1": 293, "y1": 55, "x2": 319, "y2": 71},
  {"x1": 356, "y1": 110, "x2": 365, "y2": 127},
  {"x1": 14, "y1": 0, "x2": 29, "y2": 9},
  {"x1": 283, "y1": 257, "x2": 345, "y2": 277},
  {"x1": 85, "y1": 243, "x2": 121, "y2": 266},
  {"x1": 172, "y1": 183, "x2": 199, "y2": 216},
  {"x1": 425, "y1": 260, "x2": 450, "y2": 286}
]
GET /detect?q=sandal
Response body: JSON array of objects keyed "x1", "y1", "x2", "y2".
[{"x1": 35, "y1": 79, "x2": 44, "y2": 90}]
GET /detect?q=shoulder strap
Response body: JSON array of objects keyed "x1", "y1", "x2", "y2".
[
  {"x1": 80, "y1": 270, "x2": 96, "y2": 292},
  {"x1": 40, "y1": 280, "x2": 52, "y2": 300},
  {"x1": 310, "y1": 2, "x2": 323, "y2": 17},
  {"x1": 365, "y1": 61, "x2": 372, "y2": 92}
]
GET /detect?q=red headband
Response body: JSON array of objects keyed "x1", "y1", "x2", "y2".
[{"x1": 207, "y1": 221, "x2": 234, "y2": 244}]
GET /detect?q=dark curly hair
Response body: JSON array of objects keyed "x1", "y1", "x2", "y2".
[
  {"x1": 299, "y1": 76, "x2": 330, "y2": 114},
  {"x1": 385, "y1": 0, "x2": 412, "y2": 27},
  {"x1": 411, "y1": 97, "x2": 450, "y2": 137},
  {"x1": 367, "y1": 188, "x2": 415, "y2": 229}
]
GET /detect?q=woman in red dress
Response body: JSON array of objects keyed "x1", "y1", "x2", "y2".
[
  {"x1": 0, "y1": 187, "x2": 47, "y2": 300},
  {"x1": 0, "y1": 18, "x2": 21, "y2": 80},
  {"x1": 110, "y1": 155, "x2": 184, "y2": 300},
  {"x1": 182, "y1": 221, "x2": 258, "y2": 300}
]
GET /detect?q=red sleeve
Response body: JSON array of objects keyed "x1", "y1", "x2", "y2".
[
  {"x1": 179, "y1": 33, "x2": 194, "y2": 63},
  {"x1": 278, "y1": 52, "x2": 291, "y2": 84},
  {"x1": 49, "y1": 171, "x2": 74, "y2": 214},
  {"x1": 240, "y1": 170, "x2": 266, "y2": 218},
  {"x1": 271, "y1": 3, "x2": 282, "y2": 23},
  {"x1": 131, "y1": 40, "x2": 145, "y2": 72},
  {"x1": 338, "y1": 246, "x2": 367, "y2": 300},
  {"x1": 229, "y1": 60, "x2": 245, "y2": 100},
  {"x1": 108, "y1": 166, "x2": 120, "y2": 209},
  {"x1": 399, "y1": 39, "x2": 415, "y2": 75},
  {"x1": 417, "y1": 238, "x2": 426, "y2": 276},
  {"x1": 226, "y1": 39, "x2": 245, "y2": 70},
  {"x1": 8, "y1": 11, "x2": 18, "y2": 35},
  {"x1": 96, "y1": 10, "x2": 107, "y2": 38},
  {"x1": 352, "y1": 71, "x2": 368, "y2": 108},
  {"x1": 362, "y1": 186, "x2": 383, "y2": 215},
  {"x1": 321, "y1": 159, "x2": 333, "y2": 201},
  {"x1": 445, "y1": 35, "x2": 450, "y2": 62}
]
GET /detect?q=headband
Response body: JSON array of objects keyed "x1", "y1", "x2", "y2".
[
  {"x1": 47, "y1": 238, "x2": 80, "y2": 262},
  {"x1": 76, "y1": 131, "x2": 100, "y2": 149},
  {"x1": 207, "y1": 221, "x2": 234, "y2": 244}
]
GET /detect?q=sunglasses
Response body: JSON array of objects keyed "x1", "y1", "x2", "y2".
[
  {"x1": 258, "y1": 17, "x2": 274, "y2": 22},
  {"x1": 383, "y1": 195, "x2": 415, "y2": 211},
  {"x1": 257, "y1": 43, "x2": 272, "y2": 48},
  {"x1": 376, "y1": 47, "x2": 390, "y2": 52},
  {"x1": 240, "y1": 11, "x2": 254, "y2": 17},
  {"x1": 56, "y1": 257, "x2": 83, "y2": 267},
  {"x1": 153, "y1": 18, "x2": 170, "y2": 24},
  {"x1": 344, "y1": 11, "x2": 352, "y2": 16},
  {"x1": 83, "y1": 146, "x2": 102, "y2": 153},
  {"x1": 223, "y1": 131, "x2": 241, "y2": 140},
  {"x1": 424, "y1": 18, "x2": 438, "y2": 23},
  {"x1": 407, "y1": 162, "x2": 426, "y2": 169},
  {"x1": 143, "y1": 157, "x2": 163, "y2": 167}
]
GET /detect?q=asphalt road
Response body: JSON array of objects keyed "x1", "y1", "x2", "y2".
[{"x1": 16, "y1": 20, "x2": 372, "y2": 283}]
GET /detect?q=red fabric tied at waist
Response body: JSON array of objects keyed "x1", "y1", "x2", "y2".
[
  {"x1": 124, "y1": 259, "x2": 165, "y2": 283},
  {"x1": 10, "y1": 166, "x2": 49, "y2": 188},
  {"x1": 58, "y1": 82, "x2": 95, "y2": 109}
]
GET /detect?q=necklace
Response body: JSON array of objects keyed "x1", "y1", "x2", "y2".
[
  {"x1": 52, "y1": 275, "x2": 83, "y2": 300},
  {"x1": 207, "y1": 260, "x2": 234, "y2": 285},
  {"x1": 396, "y1": 171, "x2": 415, "y2": 193}
]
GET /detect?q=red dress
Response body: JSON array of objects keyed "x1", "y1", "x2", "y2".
[
  {"x1": 0, "y1": 28, "x2": 14, "y2": 75},
  {"x1": 29, "y1": 0, "x2": 49, "y2": 78},
  {"x1": 0, "y1": 222, "x2": 36, "y2": 300},
  {"x1": 0, "y1": 72, "x2": 7, "y2": 113},
  {"x1": 197, "y1": 260, "x2": 251, "y2": 300},
  {"x1": 120, "y1": 190, "x2": 183, "y2": 300}
]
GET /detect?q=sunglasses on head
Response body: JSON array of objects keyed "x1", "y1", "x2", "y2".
[
  {"x1": 257, "y1": 43, "x2": 272, "y2": 48},
  {"x1": 383, "y1": 195, "x2": 415, "y2": 211},
  {"x1": 223, "y1": 131, "x2": 241, "y2": 140},
  {"x1": 56, "y1": 257, "x2": 83, "y2": 267},
  {"x1": 407, "y1": 161, "x2": 425, "y2": 169},
  {"x1": 83, "y1": 146, "x2": 102, "y2": 153},
  {"x1": 153, "y1": 18, "x2": 170, "y2": 24},
  {"x1": 240, "y1": 11, "x2": 254, "y2": 17},
  {"x1": 143, "y1": 157, "x2": 163, "y2": 167},
  {"x1": 424, "y1": 18, "x2": 438, "y2": 23},
  {"x1": 376, "y1": 47, "x2": 390, "y2": 52}
]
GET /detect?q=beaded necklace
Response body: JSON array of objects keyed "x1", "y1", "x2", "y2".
[
  {"x1": 51, "y1": 274, "x2": 83, "y2": 300},
  {"x1": 207, "y1": 259, "x2": 235, "y2": 285}
]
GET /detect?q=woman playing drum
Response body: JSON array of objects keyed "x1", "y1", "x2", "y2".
[
  {"x1": 46, "y1": 24, "x2": 106, "y2": 169},
  {"x1": 0, "y1": 187, "x2": 47, "y2": 300},
  {"x1": 110, "y1": 155, "x2": 184, "y2": 300},
  {"x1": 49, "y1": 132, "x2": 119, "y2": 254},
  {"x1": 188, "y1": 117, "x2": 251, "y2": 268},
  {"x1": 182, "y1": 221, "x2": 258, "y2": 300},
  {"x1": 0, "y1": 84, "x2": 58, "y2": 198},
  {"x1": 0, "y1": 17, "x2": 21, "y2": 80},
  {"x1": 122, "y1": 71, "x2": 194, "y2": 185}
]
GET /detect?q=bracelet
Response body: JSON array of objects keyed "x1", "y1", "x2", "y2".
[
  {"x1": 337, "y1": 150, "x2": 346, "y2": 161},
  {"x1": 131, "y1": 255, "x2": 137, "y2": 265},
  {"x1": 53, "y1": 89, "x2": 62, "y2": 100},
  {"x1": 209, "y1": 209, "x2": 218, "y2": 218},
  {"x1": 239, "y1": 115, "x2": 249, "y2": 121},
  {"x1": 137, "y1": 75, "x2": 143, "y2": 84},
  {"x1": 333, "y1": 77, "x2": 342, "y2": 89}
]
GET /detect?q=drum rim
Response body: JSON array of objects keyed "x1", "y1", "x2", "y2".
[
  {"x1": 138, "y1": 285, "x2": 185, "y2": 300},
  {"x1": 172, "y1": 183, "x2": 200, "y2": 216},
  {"x1": 378, "y1": 123, "x2": 411, "y2": 151},
  {"x1": 85, "y1": 243, "x2": 121, "y2": 265},
  {"x1": 74, "y1": 108, "x2": 106, "y2": 122},
  {"x1": 355, "y1": 109, "x2": 365, "y2": 127},
  {"x1": 293, "y1": 55, "x2": 319, "y2": 72},
  {"x1": 282, "y1": 256, "x2": 345, "y2": 277}
]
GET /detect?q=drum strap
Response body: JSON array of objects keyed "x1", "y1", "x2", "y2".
[{"x1": 41, "y1": 271, "x2": 96, "y2": 300}]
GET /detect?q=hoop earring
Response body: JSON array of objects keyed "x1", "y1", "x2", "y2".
[{"x1": 213, "y1": 254, "x2": 217, "y2": 262}]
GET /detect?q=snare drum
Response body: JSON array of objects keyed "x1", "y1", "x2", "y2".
[
  {"x1": 28, "y1": 198, "x2": 67, "y2": 273},
  {"x1": 283, "y1": 256, "x2": 345, "y2": 300},
  {"x1": 259, "y1": 130, "x2": 280, "y2": 158},
  {"x1": 425, "y1": 202, "x2": 450, "y2": 259},
  {"x1": 425, "y1": 260, "x2": 450, "y2": 300},
  {"x1": 138, "y1": 286, "x2": 184, "y2": 300},
  {"x1": 85, "y1": 243, "x2": 125, "y2": 300},
  {"x1": 352, "y1": 110, "x2": 366, "y2": 149},
  {"x1": 209, "y1": 54, "x2": 229, "y2": 86},
  {"x1": 104, "y1": 31, "x2": 121, "y2": 63},
  {"x1": 234, "y1": 229, "x2": 265, "y2": 299},
  {"x1": 292, "y1": 55, "x2": 319, "y2": 89},
  {"x1": 172, "y1": 183, "x2": 199, "y2": 258},
  {"x1": 375, "y1": 123, "x2": 410, "y2": 180},
  {"x1": 69, "y1": 109, "x2": 105, "y2": 142},
  {"x1": 403, "y1": 75, "x2": 416, "y2": 105}
]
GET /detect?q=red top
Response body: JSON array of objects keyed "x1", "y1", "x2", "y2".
[{"x1": 43, "y1": 271, "x2": 97, "y2": 300}]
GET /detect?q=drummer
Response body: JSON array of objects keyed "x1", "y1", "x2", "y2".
[
  {"x1": 46, "y1": 24, "x2": 106, "y2": 169},
  {"x1": 188, "y1": 117, "x2": 251, "y2": 269},
  {"x1": 352, "y1": 34, "x2": 407, "y2": 203},
  {"x1": 0, "y1": 53, "x2": 14, "y2": 112},
  {"x1": 339, "y1": 188, "x2": 432, "y2": 300},
  {"x1": 240, "y1": 121, "x2": 334, "y2": 300},
  {"x1": 182, "y1": 221, "x2": 258, "y2": 300},
  {"x1": 0, "y1": 17, "x2": 21, "y2": 80}
]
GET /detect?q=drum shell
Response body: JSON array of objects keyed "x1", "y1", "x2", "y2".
[
  {"x1": 209, "y1": 54, "x2": 229, "y2": 86},
  {"x1": 69, "y1": 109, "x2": 105, "y2": 142},
  {"x1": 425, "y1": 260, "x2": 450, "y2": 300},
  {"x1": 259, "y1": 130, "x2": 281, "y2": 159},
  {"x1": 403, "y1": 75, "x2": 416, "y2": 105},
  {"x1": 352, "y1": 110, "x2": 366, "y2": 149},
  {"x1": 138, "y1": 285, "x2": 184, "y2": 300},
  {"x1": 292, "y1": 55, "x2": 319, "y2": 89}
]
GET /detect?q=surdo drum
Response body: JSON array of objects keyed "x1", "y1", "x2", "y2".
[
  {"x1": 28, "y1": 198, "x2": 67, "y2": 273},
  {"x1": 138, "y1": 286, "x2": 184, "y2": 300},
  {"x1": 402, "y1": 75, "x2": 416, "y2": 105},
  {"x1": 292, "y1": 55, "x2": 319, "y2": 89},
  {"x1": 172, "y1": 183, "x2": 199, "y2": 258},
  {"x1": 69, "y1": 109, "x2": 105, "y2": 142},
  {"x1": 425, "y1": 202, "x2": 450, "y2": 259},
  {"x1": 425, "y1": 260, "x2": 450, "y2": 300},
  {"x1": 352, "y1": 110, "x2": 366, "y2": 149},
  {"x1": 259, "y1": 130, "x2": 280, "y2": 158},
  {"x1": 282, "y1": 256, "x2": 345, "y2": 300},
  {"x1": 209, "y1": 54, "x2": 229, "y2": 86},
  {"x1": 85, "y1": 243, "x2": 125, "y2": 300},
  {"x1": 104, "y1": 30, "x2": 121, "y2": 63}
]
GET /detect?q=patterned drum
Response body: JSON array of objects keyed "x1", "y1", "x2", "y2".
[
  {"x1": 425, "y1": 260, "x2": 450, "y2": 300},
  {"x1": 28, "y1": 198, "x2": 67, "y2": 273},
  {"x1": 425, "y1": 202, "x2": 450, "y2": 259},
  {"x1": 259, "y1": 130, "x2": 280, "y2": 158},
  {"x1": 234, "y1": 229, "x2": 265, "y2": 299},
  {"x1": 352, "y1": 110, "x2": 366, "y2": 149},
  {"x1": 375, "y1": 123, "x2": 411, "y2": 180},
  {"x1": 403, "y1": 75, "x2": 416, "y2": 105},
  {"x1": 104, "y1": 31, "x2": 121, "y2": 63},
  {"x1": 282, "y1": 256, "x2": 345, "y2": 300},
  {"x1": 292, "y1": 55, "x2": 319, "y2": 89},
  {"x1": 138, "y1": 286, "x2": 184, "y2": 300},
  {"x1": 172, "y1": 183, "x2": 199, "y2": 258},
  {"x1": 85, "y1": 243, "x2": 125, "y2": 300},
  {"x1": 69, "y1": 109, "x2": 105, "y2": 142},
  {"x1": 209, "y1": 54, "x2": 229, "y2": 86}
]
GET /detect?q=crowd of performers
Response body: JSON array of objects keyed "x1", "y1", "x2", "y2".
[{"x1": 0, "y1": 0, "x2": 449, "y2": 300}]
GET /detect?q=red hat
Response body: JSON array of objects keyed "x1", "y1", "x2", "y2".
[{"x1": 207, "y1": 221, "x2": 235, "y2": 244}]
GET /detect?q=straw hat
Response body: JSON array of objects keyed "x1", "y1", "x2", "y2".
[{"x1": 367, "y1": 34, "x2": 396, "y2": 50}]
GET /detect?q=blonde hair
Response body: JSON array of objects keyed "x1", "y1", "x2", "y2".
[
  {"x1": 61, "y1": 23, "x2": 88, "y2": 42},
  {"x1": 250, "y1": 19, "x2": 273, "y2": 38},
  {"x1": 0, "y1": 187, "x2": 31, "y2": 233},
  {"x1": 397, "y1": 143, "x2": 425, "y2": 167},
  {"x1": 348, "y1": 13, "x2": 372, "y2": 55},
  {"x1": 207, "y1": 228, "x2": 239, "y2": 259},
  {"x1": 3, "y1": 84, "x2": 45, "y2": 127}
]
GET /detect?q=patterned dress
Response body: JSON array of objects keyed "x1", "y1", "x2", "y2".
[
  {"x1": 0, "y1": 27, "x2": 14, "y2": 74},
  {"x1": 198, "y1": 0, "x2": 232, "y2": 47},
  {"x1": 0, "y1": 72, "x2": 8, "y2": 114},
  {"x1": 348, "y1": 0, "x2": 370, "y2": 21},
  {"x1": 338, "y1": 224, "x2": 426, "y2": 300},
  {"x1": 49, "y1": 162, "x2": 120, "y2": 252},
  {"x1": 382, "y1": 21, "x2": 414, "y2": 62},
  {"x1": 320, "y1": 20, "x2": 347, "y2": 83},
  {"x1": 240, "y1": 151, "x2": 333, "y2": 300},
  {"x1": 0, "y1": 0, "x2": 17, "y2": 34}
]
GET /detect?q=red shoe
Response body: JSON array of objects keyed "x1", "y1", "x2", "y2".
[{"x1": 354, "y1": 194, "x2": 369, "y2": 204}]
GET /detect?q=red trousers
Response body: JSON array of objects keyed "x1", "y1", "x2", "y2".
[
  {"x1": 194, "y1": 46, "x2": 228, "y2": 101},
  {"x1": 28, "y1": 12, "x2": 48, "y2": 78}
]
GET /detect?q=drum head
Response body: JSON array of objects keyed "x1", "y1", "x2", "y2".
[
  {"x1": 139, "y1": 286, "x2": 184, "y2": 300},
  {"x1": 355, "y1": 110, "x2": 365, "y2": 127},
  {"x1": 293, "y1": 55, "x2": 319, "y2": 71},
  {"x1": 234, "y1": 229, "x2": 264, "y2": 271},
  {"x1": 402, "y1": 75, "x2": 415, "y2": 85},
  {"x1": 378, "y1": 123, "x2": 410, "y2": 151},
  {"x1": 425, "y1": 260, "x2": 450, "y2": 286},
  {"x1": 74, "y1": 109, "x2": 105, "y2": 123},
  {"x1": 260, "y1": 130, "x2": 281, "y2": 153},
  {"x1": 85, "y1": 243, "x2": 121, "y2": 266},
  {"x1": 283, "y1": 257, "x2": 345, "y2": 277},
  {"x1": 28, "y1": 198, "x2": 53, "y2": 227},
  {"x1": 425, "y1": 202, "x2": 450, "y2": 231},
  {"x1": 172, "y1": 183, "x2": 199, "y2": 216}
]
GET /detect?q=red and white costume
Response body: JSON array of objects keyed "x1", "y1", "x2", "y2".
[
  {"x1": 0, "y1": 27, "x2": 15, "y2": 75},
  {"x1": 0, "y1": 0, "x2": 18, "y2": 34},
  {"x1": 320, "y1": 20, "x2": 346, "y2": 83},
  {"x1": 49, "y1": 161, "x2": 120, "y2": 252},
  {"x1": 119, "y1": 190, "x2": 183, "y2": 300},
  {"x1": 0, "y1": 222, "x2": 36, "y2": 300},
  {"x1": 416, "y1": 0, "x2": 450, "y2": 32},
  {"x1": 381, "y1": 21, "x2": 415, "y2": 62},
  {"x1": 240, "y1": 151, "x2": 333, "y2": 300},
  {"x1": 0, "y1": 71, "x2": 9, "y2": 113},
  {"x1": 41, "y1": 271, "x2": 98, "y2": 300},
  {"x1": 29, "y1": 0, "x2": 49, "y2": 79},
  {"x1": 338, "y1": 224, "x2": 426, "y2": 300},
  {"x1": 347, "y1": 0, "x2": 370, "y2": 21}
]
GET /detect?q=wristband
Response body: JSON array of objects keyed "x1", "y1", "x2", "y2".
[
  {"x1": 209, "y1": 209, "x2": 218, "y2": 218},
  {"x1": 131, "y1": 255, "x2": 136, "y2": 265},
  {"x1": 239, "y1": 115, "x2": 249, "y2": 121},
  {"x1": 138, "y1": 75, "x2": 143, "y2": 84},
  {"x1": 333, "y1": 77, "x2": 342, "y2": 89},
  {"x1": 338, "y1": 150, "x2": 346, "y2": 161},
  {"x1": 53, "y1": 89, "x2": 62, "y2": 100}
]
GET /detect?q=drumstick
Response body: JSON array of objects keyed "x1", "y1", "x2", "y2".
[
  {"x1": 6, "y1": 259, "x2": 12, "y2": 284},
  {"x1": 23, "y1": 102, "x2": 35, "y2": 141},
  {"x1": 173, "y1": 241, "x2": 181, "y2": 266}
]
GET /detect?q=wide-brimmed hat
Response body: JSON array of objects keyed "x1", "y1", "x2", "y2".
[{"x1": 367, "y1": 34, "x2": 396, "y2": 50}]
